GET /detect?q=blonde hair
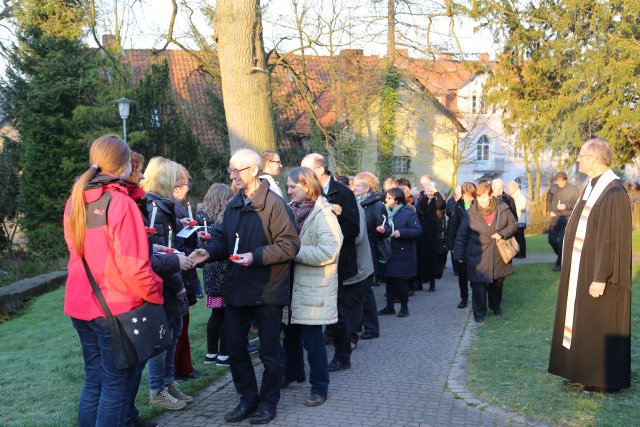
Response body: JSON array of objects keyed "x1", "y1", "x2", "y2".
[
  {"x1": 354, "y1": 171, "x2": 379, "y2": 192},
  {"x1": 288, "y1": 167, "x2": 323, "y2": 202},
  {"x1": 176, "y1": 163, "x2": 191, "y2": 183},
  {"x1": 200, "y1": 183, "x2": 233, "y2": 223},
  {"x1": 141, "y1": 156, "x2": 179, "y2": 197},
  {"x1": 69, "y1": 134, "x2": 130, "y2": 257}
]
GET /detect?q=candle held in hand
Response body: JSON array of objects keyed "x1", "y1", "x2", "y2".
[
  {"x1": 188, "y1": 202, "x2": 193, "y2": 220},
  {"x1": 233, "y1": 233, "x2": 239, "y2": 255},
  {"x1": 149, "y1": 201, "x2": 158, "y2": 228},
  {"x1": 168, "y1": 226, "x2": 173, "y2": 249}
]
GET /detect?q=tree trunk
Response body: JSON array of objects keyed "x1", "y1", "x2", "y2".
[{"x1": 214, "y1": 0, "x2": 276, "y2": 153}]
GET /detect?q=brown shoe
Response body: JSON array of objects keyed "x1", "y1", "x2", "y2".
[{"x1": 304, "y1": 394, "x2": 327, "y2": 407}]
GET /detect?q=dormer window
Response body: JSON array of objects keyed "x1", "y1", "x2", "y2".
[{"x1": 476, "y1": 135, "x2": 490, "y2": 161}]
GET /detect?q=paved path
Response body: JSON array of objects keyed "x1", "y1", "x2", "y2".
[{"x1": 157, "y1": 256, "x2": 554, "y2": 427}]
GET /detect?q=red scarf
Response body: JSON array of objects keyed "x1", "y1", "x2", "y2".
[{"x1": 289, "y1": 199, "x2": 315, "y2": 233}]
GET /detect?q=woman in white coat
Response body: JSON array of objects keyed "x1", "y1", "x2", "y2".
[{"x1": 282, "y1": 167, "x2": 343, "y2": 407}]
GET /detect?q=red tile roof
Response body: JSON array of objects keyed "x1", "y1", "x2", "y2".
[{"x1": 124, "y1": 48, "x2": 492, "y2": 152}]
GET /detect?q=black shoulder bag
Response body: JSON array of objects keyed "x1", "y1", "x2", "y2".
[{"x1": 82, "y1": 257, "x2": 171, "y2": 369}]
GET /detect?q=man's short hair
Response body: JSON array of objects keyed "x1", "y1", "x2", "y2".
[
  {"x1": 231, "y1": 148, "x2": 261, "y2": 169},
  {"x1": 461, "y1": 182, "x2": 477, "y2": 196},
  {"x1": 555, "y1": 172, "x2": 568, "y2": 181},
  {"x1": 584, "y1": 138, "x2": 613, "y2": 166},
  {"x1": 261, "y1": 150, "x2": 279, "y2": 169},
  {"x1": 301, "y1": 153, "x2": 328, "y2": 174},
  {"x1": 396, "y1": 177, "x2": 411, "y2": 188}
]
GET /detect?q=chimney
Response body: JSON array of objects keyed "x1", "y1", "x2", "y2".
[
  {"x1": 396, "y1": 48, "x2": 409, "y2": 58},
  {"x1": 479, "y1": 53, "x2": 490, "y2": 62},
  {"x1": 340, "y1": 49, "x2": 364, "y2": 57}
]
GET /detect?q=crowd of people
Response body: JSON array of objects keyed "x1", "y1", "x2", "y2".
[{"x1": 63, "y1": 134, "x2": 631, "y2": 427}]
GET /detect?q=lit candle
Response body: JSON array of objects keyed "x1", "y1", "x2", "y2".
[
  {"x1": 188, "y1": 202, "x2": 193, "y2": 221},
  {"x1": 204, "y1": 219, "x2": 209, "y2": 236},
  {"x1": 149, "y1": 201, "x2": 158, "y2": 228},
  {"x1": 381, "y1": 215, "x2": 387, "y2": 228},
  {"x1": 233, "y1": 233, "x2": 239, "y2": 256},
  {"x1": 168, "y1": 226, "x2": 173, "y2": 249}
]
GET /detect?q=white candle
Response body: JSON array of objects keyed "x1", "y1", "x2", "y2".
[
  {"x1": 168, "y1": 226, "x2": 173, "y2": 249},
  {"x1": 391, "y1": 220, "x2": 395, "y2": 233},
  {"x1": 204, "y1": 219, "x2": 209, "y2": 236},
  {"x1": 149, "y1": 201, "x2": 157, "y2": 228},
  {"x1": 188, "y1": 202, "x2": 193, "y2": 220},
  {"x1": 233, "y1": 233, "x2": 239, "y2": 255},
  {"x1": 381, "y1": 215, "x2": 387, "y2": 228}
]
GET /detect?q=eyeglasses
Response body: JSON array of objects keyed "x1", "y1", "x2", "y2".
[
  {"x1": 270, "y1": 160, "x2": 282, "y2": 164},
  {"x1": 176, "y1": 182, "x2": 191, "y2": 189},
  {"x1": 577, "y1": 154, "x2": 594, "y2": 159},
  {"x1": 227, "y1": 166, "x2": 252, "y2": 175}
]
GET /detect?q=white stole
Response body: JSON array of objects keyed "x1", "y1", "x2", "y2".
[{"x1": 562, "y1": 169, "x2": 619, "y2": 349}]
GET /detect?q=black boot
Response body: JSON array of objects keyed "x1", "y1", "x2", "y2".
[{"x1": 428, "y1": 279, "x2": 436, "y2": 292}]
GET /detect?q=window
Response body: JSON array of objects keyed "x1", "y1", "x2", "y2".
[
  {"x1": 472, "y1": 94, "x2": 477, "y2": 114},
  {"x1": 392, "y1": 156, "x2": 411, "y2": 174},
  {"x1": 151, "y1": 108, "x2": 160, "y2": 128},
  {"x1": 476, "y1": 135, "x2": 490, "y2": 161},
  {"x1": 480, "y1": 98, "x2": 487, "y2": 114},
  {"x1": 513, "y1": 145, "x2": 524, "y2": 159}
]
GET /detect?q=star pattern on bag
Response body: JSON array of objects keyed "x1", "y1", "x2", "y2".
[
  {"x1": 142, "y1": 317, "x2": 147, "y2": 322},
  {"x1": 134, "y1": 329, "x2": 139, "y2": 335},
  {"x1": 132, "y1": 317, "x2": 138, "y2": 323}
]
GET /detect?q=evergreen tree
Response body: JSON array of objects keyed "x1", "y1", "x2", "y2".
[{"x1": 1, "y1": 0, "x2": 91, "y2": 253}]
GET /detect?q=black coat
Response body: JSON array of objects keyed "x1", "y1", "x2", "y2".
[
  {"x1": 500, "y1": 193, "x2": 518, "y2": 220},
  {"x1": 452, "y1": 200, "x2": 519, "y2": 283},
  {"x1": 143, "y1": 192, "x2": 186, "y2": 319},
  {"x1": 447, "y1": 198, "x2": 468, "y2": 250},
  {"x1": 324, "y1": 176, "x2": 359, "y2": 282},
  {"x1": 416, "y1": 192, "x2": 446, "y2": 280},
  {"x1": 203, "y1": 180, "x2": 300, "y2": 307},
  {"x1": 382, "y1": 205, "x2": 423, "y2": 278},
  {"x1": 360, "y1": 192, "x2": 386, "y2": 272},
  {"x1": 173, "y1": 198, "x2": 203, "y2": 303}
]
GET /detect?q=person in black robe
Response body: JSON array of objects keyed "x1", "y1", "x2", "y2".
[
  {"x1": 548, "y1": 138, "x2": 632, "y2": 392},
  {"x1": 416, "y1": 182, "x2": 446, "y2": 291}
]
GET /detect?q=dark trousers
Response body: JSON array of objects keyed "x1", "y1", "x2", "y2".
[
  {"x1": 514, "y1": 226, "x2": 527, "y2": 258},
  {"x1": 548, "y1": 217, "x2": 568, "y2": 266},
  {"x1": 458, "y1": 262, "x2": 469, "y2": 301},
  {"x1": 360, "y1": 276, "x2": 379, "y2": 335},
  {"x1": 471, "y1": 277, "x2": 505, "y2": 320},
  {"x1": 330, "y1": 281, "x2": 352, "y2": 364},
  {"x1": 343, "y1": 278, "x2": 365, "y2": 344},
  {"x1": 207, "y1": 307, "x2": 227, "y2": 355},
  {"x1": 225, "y1": 304, "x2": 283, "y2": 411},
  {"x1": 385, "y1": 277, "x2": 411, "y2": 310},
  {"x1": 173, "y1": 312, "x2": 193, "y2": 377},
  {"x1": 282, "y1": 324, "x2": 329, "y2": 396}
]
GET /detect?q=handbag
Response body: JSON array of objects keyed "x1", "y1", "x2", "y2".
[
  {"x1": 376, "y1": 237, "x2": 392, "y2": 264},
  {"x1": 494, "y1": 207, "x2": 520, "y2": 263},
  {"x1": 82, "y1": 258, "x2": 171, "y2": 369}
]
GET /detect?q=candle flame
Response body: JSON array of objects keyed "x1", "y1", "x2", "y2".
[{"x1": 152, "y1": 201, "x2": 157, "y2": 207}]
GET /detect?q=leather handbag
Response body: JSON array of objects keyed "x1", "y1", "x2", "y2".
[
  {"x1": 82, "y1": 258, "x2": 171, "y2": 369},
  {"x1": 495, "y1": 206, "x2": 519, "y2": 263},
  {"x1": 496, "y1": 237, "x2": 519, "y2": 263}
]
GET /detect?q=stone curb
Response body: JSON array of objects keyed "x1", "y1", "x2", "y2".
[{"x1": 0, "y1": 270, "x2": 67, "y2": 313}]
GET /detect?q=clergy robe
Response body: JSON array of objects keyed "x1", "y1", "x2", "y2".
[{"x1": 548, "y1": 175, "x2": 632, "y2": 390}]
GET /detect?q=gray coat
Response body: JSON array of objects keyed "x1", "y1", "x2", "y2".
[{"x1": 452, "y1": 200, "x2": 518, "y2": 283}]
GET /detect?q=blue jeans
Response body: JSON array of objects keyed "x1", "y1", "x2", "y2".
[
  {"x1": 148, "y1": 315, "x2": 182, "y2": 393},
  {"x1": 283, "y1": 324, "x2": 329, "y2": 396},
  {"x1": 71, "y1": 317, "x2": 135, "y2": 427}
]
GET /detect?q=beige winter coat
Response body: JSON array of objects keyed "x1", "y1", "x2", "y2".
[{"x1": 291, "y1": 197, "x2": 343, "y2": 325}]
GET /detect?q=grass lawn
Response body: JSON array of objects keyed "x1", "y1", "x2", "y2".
[
  {"x1": 0, "y1": 279, "x2": 227, "y2": 426},
  {"x1": 467, "y1": 263, "x2": 640, "y2": 426},
  {"x1": 523, "y1": 233, "x2": 553, "y2": 253}
]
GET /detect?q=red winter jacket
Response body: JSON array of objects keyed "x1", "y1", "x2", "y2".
[{"x1": 64, "y1": 174, "x2": 163, "y2": 321}]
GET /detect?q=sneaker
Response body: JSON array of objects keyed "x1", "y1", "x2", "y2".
[
  {"x1": 216, "y1": 355, "x2": 230, "y2": 366},
  {"x1": 204, "y1": 353, "x2": 218, "y2": 364},
  {"x1": 247, "y1": 343, "x2": 259, "y2": 354},
  {"x1": 167, "y1": 383, "x2": 193, "y2": 402},
  {"x1": 149, "y1": 388, "x2": 187, "y2": 410}
]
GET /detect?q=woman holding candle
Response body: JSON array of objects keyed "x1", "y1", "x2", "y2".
[
  {"x1": 377, "y1": 186, "x2": 423, "y2": 317},
  {"x1": 196, "y1": 183, "x2": 234, "y2": 367},
  {"x1": 283, "y1": 166, "x2": 343, "y2": 407},
  {"x1": 171, "y1": 164, "x2": 205, "y2": 381},
  {"x1": 140, "y1": 157, "x2": 192, "y2": 410},
  {"x1": 63, "y1": 135, "x2": 164, "y2": 426}
]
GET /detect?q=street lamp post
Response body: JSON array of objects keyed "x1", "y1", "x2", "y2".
[{"x1": 116, "y1": 97, "x2": 131, "y2": 144}]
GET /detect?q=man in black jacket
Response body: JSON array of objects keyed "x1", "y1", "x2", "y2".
[
  {"x1": 190, "y1": 149, "x2": 300, "y2": 425},
  {"x1": 301, "y1": 153, "x2": 359, "y2": 372},
  {"x1": 492, "y1": 178, "x2": 518, "y2": 219},
  {"x1": 546, "y1": 172, "x2": 580, "y2": 271}
]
